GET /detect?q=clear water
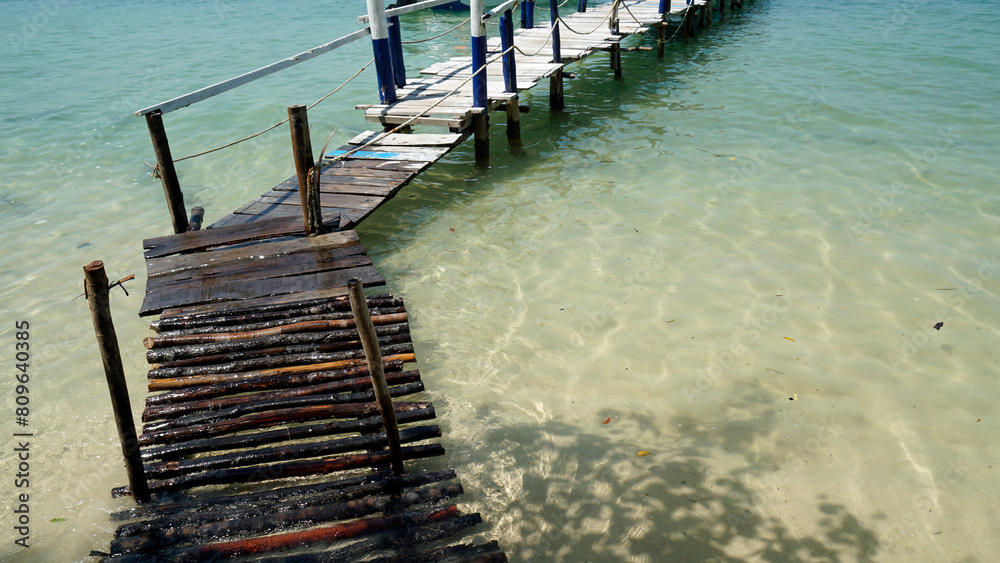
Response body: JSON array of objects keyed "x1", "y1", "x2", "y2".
[{"x1": 1, "y1": 0, "x2": 998, "y2": 560}]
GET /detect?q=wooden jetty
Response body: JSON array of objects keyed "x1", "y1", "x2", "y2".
[{"x1": 87, "y1": 0, "x2": 753, "y2": 560}]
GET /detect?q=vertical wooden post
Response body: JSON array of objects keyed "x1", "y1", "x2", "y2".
[
  {"x1": 347, "y1": 278, "x2": 404, "y2": 475},
  {"x1": 609, "y1": 40, "x2": 621, "y2": 80},
  {"x1": 720, "y1": 0, "x2": 726, "y2": 22},
  {"x1": 550, "y1": 73, "x2": 565, "y2": 110},
  {"x1": 387, "y1": 15, "x2": 407, "y2": 88},
  {"x1": 83, "y1": 261, "x2": 150, "y2": 503},
  {"x1": 366, "y1": 0, "x2": 396, "y2": 104},
  {"x1": 288, "y1": 105, "x2": 323, "y2": 237},
  {"x1": 144, "y1": 111, "x2": 188, "y2": 234},
  {"x1": 657, "y1": 24, "x2": 666, "y2": 57},
  {"x1": 578, "y1": 0, "x2": 587, "y2": 13},
  {"x1": 505, "y1": 96, "x2": 522, "y2": 146},
  {"x1": 188, "y1": 206, "x2": 205, "y2": 232},
  {"x1": 659, "y1": 0, "x2": 671, "y2": 15},
  {"x1": 499, "y1": 10, "x2": 518, "y2": 94},
  {"x1": 471, "y1": 0, "x2": 489, "y2": 161},
  {"x1": 522, "y1": 0, "x2": 534, "y2": 28}
]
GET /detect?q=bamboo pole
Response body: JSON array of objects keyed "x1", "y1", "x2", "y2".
[
  {"x1": 349, "y1": 278, "x2": 405, "y2": 475},
  {"x1": 144, "y1": 313, "x2": 408, "y2": 349},
  {"x1": 144, "y1": 111, "x2": 188, "y2": 234},
  {"x1": 144, "y1": 360, "x2": 404, "y2": 406},
  {"x1": 83, "y1": 261, "x2": 150, "y2": 503},
  {"x1": 288, "y1": 105, "x2": 323, "y2": 236},
  {"x1": 145, "y1": 352, "x2": 417, "y2": 391}
]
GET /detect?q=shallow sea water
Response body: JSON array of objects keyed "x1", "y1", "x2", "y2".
[{"x1": 1, "y1": 0, "x2": 998, "y2": 560}]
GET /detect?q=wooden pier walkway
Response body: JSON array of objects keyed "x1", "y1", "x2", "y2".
[{"x1": 89, "y1": 0, "x2": 752, "y2": 560}]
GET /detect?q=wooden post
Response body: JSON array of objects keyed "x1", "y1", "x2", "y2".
[
  {"x1": 550, "y1": 73, "x2": 564, "y2": 110},
  {"x1": 720, "y1": 0, "x2": 726, "y2": 22},
  {"x1": 578, "y1": 0, "x2": 587, "y2": 13},
  {"x1": 471, "y1": 0, "x2": 489, "y2": 161},
  {"x1": 611, "y1": 43, "x2": 622, "y2": 79},
  {"x1": 287, "y1": 105, "x2": 323, "y2": 237},
  {"x1": 144, "y1": 111, "x2": 188, "y2": 234},
  {"x1": 366, "y1": 0, "x2": 396, "y2": 103},
  {"x1": 659, "y1": 0, "x2": 671, "y2": 15},
  {"x1": 522, "y1": 0, "x2": 535, "y2": 28},
  {"x1": 505, "y1": 95, "x2": 522, "y2": 147},
  {"x1": 187, "y1": 206, "x2": 205, "y2": 232},
  {"x1": 347, "y1": 278, "x2": 404, "y2": 475},
  {"x1": 83, "y1": 261, "x2": 151, "y2": 503},
  {"x1": 499, "y1": 10, "x2": 518, "y2": 94},
  {"x1": 387, "y1": 15, "x2": 407, "y2": 88},
  {"x1": 657, "y1": 23, "x2": 666, "y2": 57}
]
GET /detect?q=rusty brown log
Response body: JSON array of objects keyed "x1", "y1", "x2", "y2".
[
  {"x1": 145, "y1": 424, "x2": 440, "y2": 480},
  {"x1": 144, "y1": 313, "x2": 408, "y2": 349},
  {"x1": 105, "y1": 505, "x2": 460, "y2": 562},
  {"x1": 146, "y1": 342, "x2": 413, "y2": 378},
  {"x1": 142, "y1": 381, "x2": 424, "y2": 434},
  {"x1": 116, "y1": 444, "x2": 445, "y2": 495},
  {"x1": 146, "y1": 353, "x2": 416, "y2": 391},
  {"x1": 151, "y1": 332, "x2": 409, "y2": 369},
  {"x1": 145, "y1": 360, "x2": 402, "y2": 407},
  {"x1": 146, "y1": 322, "x2": 409, "y2": 363},
  {"x1": 110, "y1": 482, "x2": 461, "y2": 555},
  {"x1": 137, "y1": 400, "x2": 430, "y2": 447},
  {"x1": 150, "y1": 293, "x2": 394, "y2": 331},
  {"x1": 143, "y1": 370, "x2": 420, "y2": 422},
  {"x1": 114, "y1": 468, "x2": 457, "y2": 535},
  {"x1": 141, "y1": 407, "x2": 435, "y2": 462},
  {"x1": 152, "y1": 306, "x2": 405, "y2": 338}
]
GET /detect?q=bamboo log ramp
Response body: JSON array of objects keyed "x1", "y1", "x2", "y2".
[{"x1": 93, "y1": 223, "x2": 506, "y2": 560}]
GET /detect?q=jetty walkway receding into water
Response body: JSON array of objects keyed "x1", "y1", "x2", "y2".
[{"x1": 87, "y1": 1, "x2": 752, "y2": 560}]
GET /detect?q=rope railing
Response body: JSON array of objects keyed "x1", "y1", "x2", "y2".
[{"x1": 169, "y1": 59, "x2": 375, "y2": 165}]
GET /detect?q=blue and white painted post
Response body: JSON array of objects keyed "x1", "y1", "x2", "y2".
[
  {"x1": 387, "y1": 15, "x2": 407, "y2": 88},
  {"x1": 522, "y1": 0, "x2": 535, "y2": 29},
  {"x1": 366, "y1": 0, "x2": 396, "y2": 104},
  {"x1": 549, "y1": 0, "x2": 564, "y2": 109},
  {"x1": 578, "y1": 0, "x2": 588, "y2": 13},
  {"x1": 471, "y1": 0, "x2": 489, "y2": 160},
  {"x1": 499, "y1": 9, "x2": 521, "y2": 145},
  {"x1": 657, "y1": 0, "x2": 670, "y2": 56}
]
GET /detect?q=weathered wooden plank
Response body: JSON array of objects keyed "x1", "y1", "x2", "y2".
[
  {"x1": 146, "y1": 230, "x2": 362, "y2": 279},
  {"x1": 326, "y1": 149, "x2": 443, "y2": 162},
  {"x1": 233, "y1": 201, "x2": 368, "y2": 224},
  {"x1": 256, "y1": 190, "x2": 386, "y2": 210},
  {"x1": 143, "y1": 215, "x2": 331, "y2": 259},
  {"x1": 160, "y1": 287, "x2": 355, "y2": 318},
  {"x1": 139, "y1": 265, "x2": 384, "y2": 316},
  {"x1": 347, "y1": 131, "x2": 464, "y2": 147},
  {"x1": 147, "y1": 253, "x2": 374, "y2": 297}
]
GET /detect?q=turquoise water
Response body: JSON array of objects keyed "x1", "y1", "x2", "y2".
[{"x1": 2, "y1": 0, "x2": 999, "y2": 560}]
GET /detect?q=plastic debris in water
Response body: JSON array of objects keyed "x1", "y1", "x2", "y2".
[
  {"x1": 784, "y1": 337, "x2": 795, "y2": 342},
  {"x1": 637, "y1": 451, "x2": 653, "y2": 457},
  {"x1": 602, "y1": 417, "x2": 611, "y2": 424}
]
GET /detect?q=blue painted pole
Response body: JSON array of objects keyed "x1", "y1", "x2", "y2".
[
  {"x1": 659, "y1": 0, "x2": 671, "y2": 15},
  {"x1": 522, "y1": 0, "x2": 535, "y2": 29},
  {"x1": 387, "y1": 15, "x2": 406, "y2": 88},
  {"x1": 366, "y1": 0, "x2": 396, "y2": 104},
  {"x1": 550, "y1": 0, "x2": 561, "y2": 63},
  {"x1": 500, "y1": 10, "x2": 517, "y2": 93},
  {"x1": 470, "y1": 0, "x2": 488, "y2": 111},
  {"x1": 578, "y1": 0, "x2": 587, "y2": 13}
]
